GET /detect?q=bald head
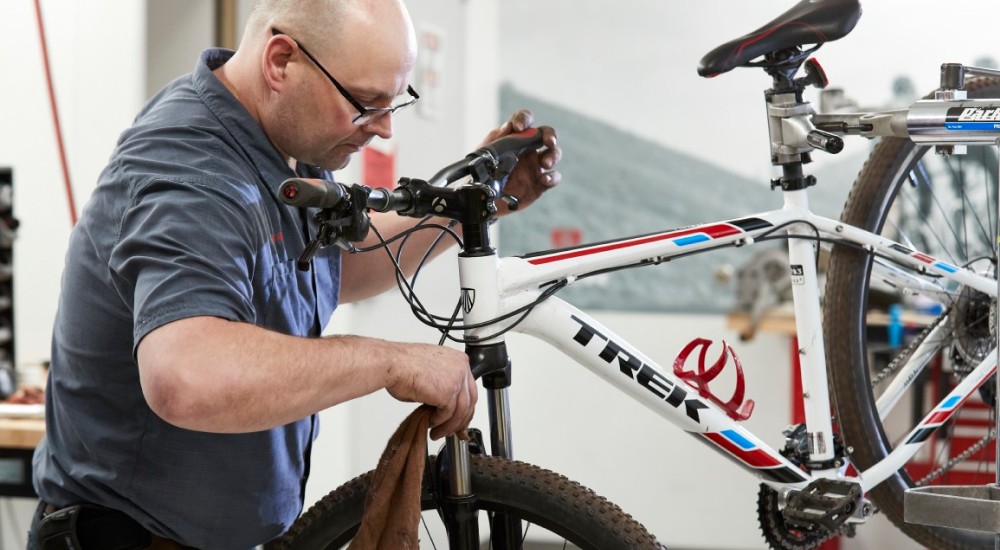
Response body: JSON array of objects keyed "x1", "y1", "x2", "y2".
[
  {"x1": 217, "y1": 0, "x2": 418, "y2": 169},
  {"x1": 243, "y1": 0, "x2": 414, "y2": 57}
]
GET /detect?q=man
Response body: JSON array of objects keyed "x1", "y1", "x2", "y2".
[{"x1": 29, "y1": 0, "x2": 560, "y2": 548}]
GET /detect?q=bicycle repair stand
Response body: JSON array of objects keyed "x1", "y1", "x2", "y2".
[{"x1": 904, "y1": 63, "x2": 1000, "y2": 545}]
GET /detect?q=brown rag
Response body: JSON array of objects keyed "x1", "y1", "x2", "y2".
[{"x1": 348, "y1": 406, "x2": 433, "y2": 550}]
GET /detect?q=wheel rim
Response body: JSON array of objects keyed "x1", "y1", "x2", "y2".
[{"x1": 863, "y1": 143, "x2": 998, "y2": 489}]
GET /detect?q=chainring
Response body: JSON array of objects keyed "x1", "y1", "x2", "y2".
[{"x1": 757, "y1": 484, "x2": 853, "y2": 550}]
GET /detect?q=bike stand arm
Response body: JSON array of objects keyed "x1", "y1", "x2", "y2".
[{"x1": 905, "y1": 485, "x2": 1000, "y2": 533}]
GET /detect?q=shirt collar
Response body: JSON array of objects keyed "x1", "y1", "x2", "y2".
[{"x1": 191, "y1": 49, "x2": 331, "y2": 199}]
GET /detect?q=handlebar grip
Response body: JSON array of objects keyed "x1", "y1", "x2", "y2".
[
  {"x1": 279, "y1": 178, "x2": 348, "y2": 208},
  {"x1": 425, "y1": 126, "x2": 550, "y2": 188},
  {"x1": 479, "y1": 127, "x2": 547, "y2": 160}
]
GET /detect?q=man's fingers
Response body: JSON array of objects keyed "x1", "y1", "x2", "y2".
[
  {"x1": 541, "y1": 170, "x2": 561, "y2": 188},
  {"x1": 429, "y1": 399, "x2": 456, "y2": 440},
  {"x1": 542, "y1": 137, "x2": 561, "y2": 168},
  {"x1": 429, "y1": 371, "x2": 478, "y2": 440},
  {"x1": 429, "y1": 384, "x2": 464, "y2": 440},
  {"x1": 461, "y1": 371, "x2": 477, "y2": 430},
  {"x1": 464, "y1": 379, "x2": 477, "y2": 429},
  {"x1": 508, "y1": 109, "x2": 533, "y2": 133}
]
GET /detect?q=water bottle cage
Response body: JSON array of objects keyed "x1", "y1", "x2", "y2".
[{"x1": 673, "y1": 338, "x2": 755, "y2": 421}]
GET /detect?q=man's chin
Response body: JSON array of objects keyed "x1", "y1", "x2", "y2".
[{"x1": 312, "y1": 154, "x2": 351, "y2": 172}]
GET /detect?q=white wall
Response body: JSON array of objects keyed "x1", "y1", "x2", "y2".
[
  {"x1": 0, "y1": 0, "x2": 146, "y2": 372},
  {"x1": 0, "y1": 1, "x2": 147, "y2": 545},
  {"x1": 146, "y1": 0, "x2": 215, "y2": 97}
]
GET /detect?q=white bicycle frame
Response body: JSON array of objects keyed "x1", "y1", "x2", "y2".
[{"x1": 456, "y1": 184, "x2": 998, "y2": 497}]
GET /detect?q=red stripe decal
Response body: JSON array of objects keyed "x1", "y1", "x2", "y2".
[
  {"x1": 703, "y1": 432, "x2": 782, "y2": 468},
  {"x1": 926, "y1": 411, "x2": 952, "y2": 425},
  {"x1": 528, "y1": 224, "x2": 741, "y2": 265},
  {"x1": 913, "y1": 253, "x2": 935, "y2": 264}
]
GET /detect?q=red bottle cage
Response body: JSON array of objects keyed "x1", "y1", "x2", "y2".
[{"x1": 673, "y1": 338, "x2": 755, "y2": 421}]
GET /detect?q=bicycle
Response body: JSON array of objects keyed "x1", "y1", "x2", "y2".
[{"x1": 270, "y1": 0, "x2": 1000, "y2": 548}]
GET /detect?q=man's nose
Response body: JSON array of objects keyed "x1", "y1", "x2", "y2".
[{"x1": 361, "y1": 112, "x2": 393, "y2": 140}]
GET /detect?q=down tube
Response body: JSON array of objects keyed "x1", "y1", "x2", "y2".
[{"x1": 513, "y1": 293, "x2": 812, "y2": 488}]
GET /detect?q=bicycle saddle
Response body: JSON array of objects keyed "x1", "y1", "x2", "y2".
[{"x1": 697, "y1": 0, "x2": 862, "y2": 78}]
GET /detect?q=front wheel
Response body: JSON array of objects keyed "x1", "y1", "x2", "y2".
[
  {"x1": 271, "y1": 454, "x2": 663, "y2": 550},
  {"x1": 825, "y1": 78, "x2": 1000, "y2": 549}
]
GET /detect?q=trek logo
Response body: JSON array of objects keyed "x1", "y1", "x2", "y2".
[
  {"x1": 569, "y1": 315, "x2": 709, "y2": 423},
  {"x1": 957, "y1": 107, "x2": 1000, "y2": 121},
  {"x1": 460, "y1": 288, "x2": 476, "y2": 315}
]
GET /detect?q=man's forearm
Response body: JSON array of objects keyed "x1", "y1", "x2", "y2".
[{"x1": 137, "y1": 316, "x2": 399, "y2": 433}]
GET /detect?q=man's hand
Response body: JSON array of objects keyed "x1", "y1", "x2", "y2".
[
  {"x1": 385, "y1": 343, "x2": 477, "y2": 439},
  {"x1": 480, "y1": 109, "x2": 561, "y2": 215}
]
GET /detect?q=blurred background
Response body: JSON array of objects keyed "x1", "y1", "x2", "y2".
[{"x1": 2, "y1": 1, "x2": 998, "y2": 548}]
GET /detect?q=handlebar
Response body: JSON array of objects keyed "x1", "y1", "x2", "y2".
[
  {"x1": 427, "y1": 126, "x2": 547, "y2": 187},
  {"x1": 279, "y1": 178, "x2": 348, "y2": 208},
  {"x1": 479, "y1": 127, "x2": 546, "y2": 160},
  {"x1": 280, "y1": 125, "x2": 549, "y2": 209},
  {"x1": 277, "y1": 126, "x2": 549, "y2": 266}
]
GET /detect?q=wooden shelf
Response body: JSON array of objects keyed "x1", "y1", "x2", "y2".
[
  {"x1": 0, "y1": 418, "x2": 44, "y2": 449},
  {"x1": 727, "y1": 306, "x2": 938, "y2": 339}
]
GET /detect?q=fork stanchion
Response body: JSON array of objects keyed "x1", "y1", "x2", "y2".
[{"x1": 903, "y1": 141, "x2": 1000, "y2": 547}]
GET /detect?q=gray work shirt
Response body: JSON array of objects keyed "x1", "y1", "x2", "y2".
[{"x1": 32, "y1": 49, "x2": 341, "y2": 549}]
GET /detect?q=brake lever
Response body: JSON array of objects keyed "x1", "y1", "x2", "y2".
[
  {"x1": 296, "y1": 185, "x2": 374, "y2": 271},
  {"x1": 297, "y1": 221, "x2": 332, "y2": 271},
  {"x1": 491, "y1": 153, "x2": 519, "y2": 212}
]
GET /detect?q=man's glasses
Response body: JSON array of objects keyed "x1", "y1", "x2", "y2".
[{"x1": 272, "y1": 28, "x2": 419, "y2": 126}]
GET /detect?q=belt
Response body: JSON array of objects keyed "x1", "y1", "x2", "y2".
[{"x1": 35, "y1": 502, "x2": 198, "y2": 550}]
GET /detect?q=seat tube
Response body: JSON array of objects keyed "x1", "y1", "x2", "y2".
[{"x1": 783, "y1": 185, "x2": 835, "y2": 463}]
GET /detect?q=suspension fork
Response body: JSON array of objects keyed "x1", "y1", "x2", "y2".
[
  {"x1": 436, "y1": 435, "x2": 479, "y2": 548},
  {"x1": 438, "y1": 345, "x2": 519, "y2": 549},
  {"x1": 436, "y1": 185, "x2": 523, "y2": 548}
]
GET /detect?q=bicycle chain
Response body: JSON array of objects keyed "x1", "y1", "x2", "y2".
[
  {"x1": 914, "y1": 428, "x2": 996, "y2": 486},
  {"x1": 870, "y1": 310, "x2": 947, "y2": 387}
]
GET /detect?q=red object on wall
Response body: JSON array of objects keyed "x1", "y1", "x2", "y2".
[
  {"x1": 550, "y1": 227, "x2": 582, "y2": 248},
  {"x1": 362, "y1": 147, "x2": 395, "y2": 189}
]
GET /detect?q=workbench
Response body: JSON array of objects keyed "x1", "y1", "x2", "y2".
[{"x1": 0, "y1": 412, "x2": 44, "y2": 497}]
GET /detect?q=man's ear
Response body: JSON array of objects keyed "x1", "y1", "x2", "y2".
[{"x1": 262, "y1": 35, "x2": 296, "y2": 92}]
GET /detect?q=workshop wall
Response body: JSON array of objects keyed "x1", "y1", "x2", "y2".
[{"x1": 4, "y1": 1, "x2": 998, "y2": 549}]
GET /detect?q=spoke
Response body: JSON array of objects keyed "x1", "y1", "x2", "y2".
[
  {"x1": 421, "y1": 513, "x2": 440, "y2": 550},
  {"x1": 954, "y1": 155, "x2": 993, "y2": 260},
  {"x1": 906, "y1": 166, "x2": 961, "y2": 264},
  {"x1": 900, "y1": 176, "x2": 959, "y2": 265},
  {"x1": 984, "y1": 146, "x2": 998, "y2": 242}
]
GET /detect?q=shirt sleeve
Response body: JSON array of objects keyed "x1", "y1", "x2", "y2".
[{"x1": 109, "y1": 177, "x2": 263, "y2": 352}]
